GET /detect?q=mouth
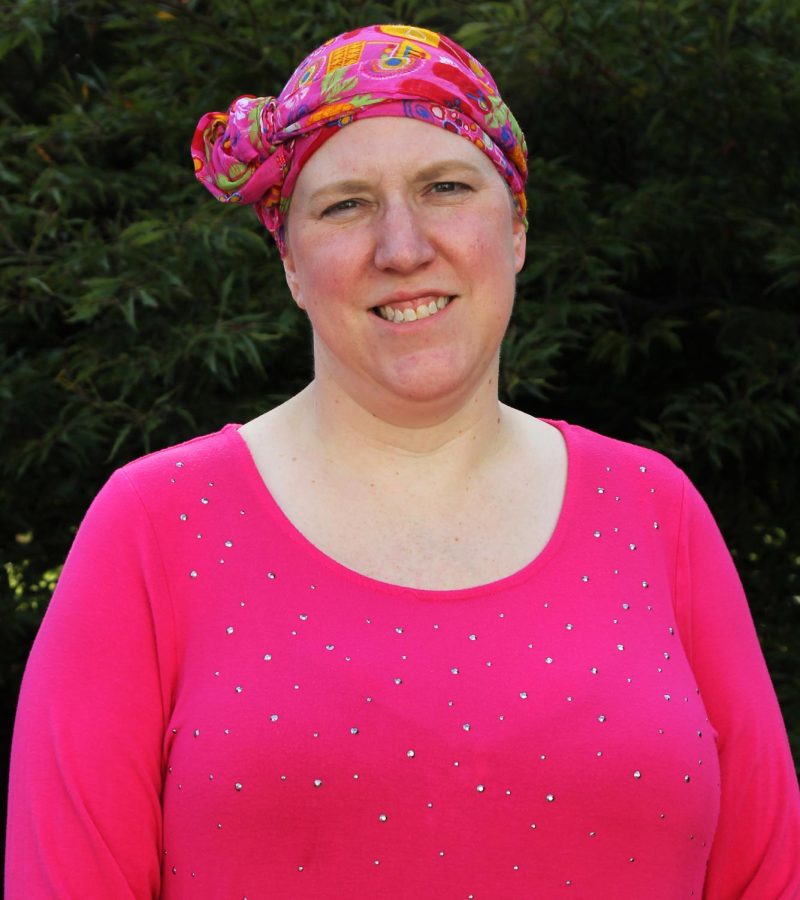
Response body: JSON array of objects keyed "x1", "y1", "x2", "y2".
[{"x1": 372, "y1": 295, "x2": 454, "y2": 324}]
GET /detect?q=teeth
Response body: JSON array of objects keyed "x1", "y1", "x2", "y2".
[{"x1": 376, "y1": 296, "x2": 452, "y2": 324}]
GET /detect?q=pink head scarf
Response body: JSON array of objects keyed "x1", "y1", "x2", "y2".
[{"x1": 191, "y1": 24, "x2": 528, "y2": 256}]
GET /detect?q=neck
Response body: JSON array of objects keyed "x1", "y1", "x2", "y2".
[{"x1": 291, "y1": 368, "x2": 508, "y2": 476}]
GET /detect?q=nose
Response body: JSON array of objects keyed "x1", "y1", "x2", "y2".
[{"x1": 372, "y1": 198, "x2": 436, "y2": 273}]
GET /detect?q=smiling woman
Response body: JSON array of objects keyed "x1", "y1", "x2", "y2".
[
  {"x1": 6, "y1": 22, "x2": 799, "y2": 900},
  {"x1": 280, "y1": 117, "x2": 525, "y2": 423}
]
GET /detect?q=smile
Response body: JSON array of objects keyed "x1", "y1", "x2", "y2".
[{"x1": 374, "y1": 296, "x2": 453, "y2": 323}]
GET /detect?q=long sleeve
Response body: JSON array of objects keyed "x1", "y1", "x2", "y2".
[
  {"x1": 5, "y1": 470, "x2": 177, "y2": 898},
  {"x1": 674, "y1": 477, "x2": 800, "y2": 898}
]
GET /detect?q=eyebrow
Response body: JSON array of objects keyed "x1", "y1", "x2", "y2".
[
  {"x1": 307, "y1": 159, "x2": 488, "y2": 204},
  {"x1": 414, "y1": 159, "x2": 487, "y2": 181}
]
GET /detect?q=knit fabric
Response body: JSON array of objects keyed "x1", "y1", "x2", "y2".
[{"x1": 6, "y1": 422, "x2": 799, "y2": 898}]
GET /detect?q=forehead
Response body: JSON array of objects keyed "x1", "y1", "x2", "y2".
[{"x1": 292, "y1": 117, "x2": 500, "y2": 198}]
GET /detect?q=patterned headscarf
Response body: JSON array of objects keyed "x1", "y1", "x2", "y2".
[{"x1": 191, "y1": 24, "x2": 527, "y2": 256}]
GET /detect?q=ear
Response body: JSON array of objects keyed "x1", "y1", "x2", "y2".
[
  {"x1": 512, "y1": 215, "x2": 526, "y2": 274},
  {"x1": 282, "y1": 248, "x2": 305, "y2": 310}
]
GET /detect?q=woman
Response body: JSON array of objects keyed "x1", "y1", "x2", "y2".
[{"x1": 6, "y1": 24, "x2": 799, "y2": 898}]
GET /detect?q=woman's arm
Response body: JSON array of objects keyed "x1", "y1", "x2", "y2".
[
  {"x1": 675, "y1": 477, "x2": 800, "y2": 898},
  {"x1": 5, "y1": 470, "x2": 176, "y2": 898}
]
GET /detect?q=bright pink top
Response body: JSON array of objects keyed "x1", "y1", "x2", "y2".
[{"x1": 6, "y1": 422, "x2": 799, "y2": 898}]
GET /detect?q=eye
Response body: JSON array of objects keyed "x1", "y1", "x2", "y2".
[
  {"x1": 430, "y1": 181, "x2": 470, "y2": 194},
  {"x1": 321, "y1": 198, "x2": 361, "y2": 217}
]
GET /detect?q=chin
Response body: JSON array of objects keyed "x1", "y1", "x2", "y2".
[{"x1": 377, "y1": 358, "x2": 489, "y2": 408}]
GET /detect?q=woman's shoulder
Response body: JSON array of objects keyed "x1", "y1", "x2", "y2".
[
  {"x1": 554, "y1": 419, "x2": 688, "y2": 487},
  {"x1": 122, "y1": 423, "x2": 242, "y2": 470},
  {"x1": 115, "y1": 423, "x2": 244, "y2": 487},
  {"x1": 84, "y1": 424, "x2": 249, "y2": 530},
  {"x1": 545, "y1": 418, "x2": 704, "y2": 540}
]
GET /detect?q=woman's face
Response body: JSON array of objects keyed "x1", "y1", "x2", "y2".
[{"x1": 283, "y1": 116, "x2": 526, "y2": 416}]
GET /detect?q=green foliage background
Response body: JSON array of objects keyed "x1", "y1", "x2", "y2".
[{"x1": 2, "y1": 0, "x2": 798, "y2": 812}]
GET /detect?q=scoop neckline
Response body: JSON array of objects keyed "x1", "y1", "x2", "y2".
[{"x1": 223, "y1": 418, "x2": 579, "y2": 600}]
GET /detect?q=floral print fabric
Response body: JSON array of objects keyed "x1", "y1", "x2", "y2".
[{"x1": 191, "y1": 24, "x2": 528, "y2": 255}]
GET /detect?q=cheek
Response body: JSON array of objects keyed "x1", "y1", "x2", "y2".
[
  {"x1": 302, "y1": 266, "x2": 360, "y2": 337},
  {"x1": 291, "y1": 239, "x2": 350, "y2": 308},
  {"x1": 457, "y1": 201, "x2": 518, "y2": 258},
  {"x1": 305, "y1": 267, "x2": 352, "y2": 315},
  {"x1": 327, "y1": 266, "x2": 353, "y2": 296},
  {"x1": 461, "y1": 227, "x2": 517, "y2": 298}
]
